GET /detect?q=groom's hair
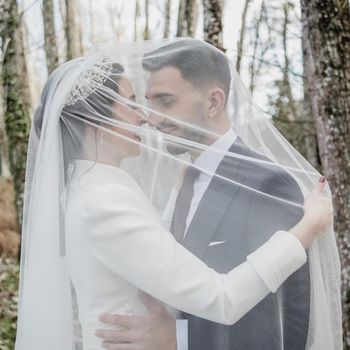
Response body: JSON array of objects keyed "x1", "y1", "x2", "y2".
[{"x1": 142, "y1": 39, "x2": 231, "y2": 105}]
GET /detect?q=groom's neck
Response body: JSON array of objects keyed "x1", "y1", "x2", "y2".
[{"x1": 190, "y1": 121, "x2": 231, "y2": 161}]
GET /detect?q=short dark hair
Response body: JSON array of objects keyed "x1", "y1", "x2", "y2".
[{"x1": 142, "y1": 39, "x2": 231, "y2": 104}]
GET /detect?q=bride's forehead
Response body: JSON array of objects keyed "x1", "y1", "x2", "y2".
[{"x1": 117, "y1": 77, "x2": 134, "y2": 93}]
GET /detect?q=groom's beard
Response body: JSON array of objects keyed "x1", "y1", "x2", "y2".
[
  {"x1": 161, "y1": 105, "x2": 207, "y2": 155},
  {"x1": 165, "y1": 129, "x2": 204, "y2": 155}
]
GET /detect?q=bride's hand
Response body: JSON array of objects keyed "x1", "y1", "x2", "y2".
[{"x1": 290, "y1": 177, "x2": 333, "y2": 249}]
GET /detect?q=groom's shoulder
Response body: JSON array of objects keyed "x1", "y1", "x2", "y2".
[
  {"x1": 225, "y1": 138, "x2": 302, "y2": 200},
  {"x1": 225, "y1": 138, "x2": 281, "y2": 177}
]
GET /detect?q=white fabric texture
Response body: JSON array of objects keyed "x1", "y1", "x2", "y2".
[
  {"x1": 64, "y1": 159, "x2": 305, "y2": 349},
  {"x1": 15, "y1": 38, "x2": 342, "y2": 350}
]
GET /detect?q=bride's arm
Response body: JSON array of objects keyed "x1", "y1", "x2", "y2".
[{"x1": 81, "y1": 183, "x2": 321, "y2": 325}]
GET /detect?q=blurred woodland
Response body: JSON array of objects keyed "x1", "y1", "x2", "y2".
[{"x1": 0, "y1": 0, "x2": 349, "y2": 348}]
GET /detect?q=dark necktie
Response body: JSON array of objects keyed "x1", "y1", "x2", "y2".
[{"x1": 171, "y1": 166, "x2": 201, "y2": 244}]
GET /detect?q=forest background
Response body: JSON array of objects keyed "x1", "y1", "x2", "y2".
[{"x1": 0, "y1": 0, "x2": 349, "y2": 349}]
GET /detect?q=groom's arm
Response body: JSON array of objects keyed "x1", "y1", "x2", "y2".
[
  {"x1": 261, "y1": 172, "x2": 310, "y2": 350},
  {"x1": 96, "y1": 292, "x2": 187, "y2": 350}
]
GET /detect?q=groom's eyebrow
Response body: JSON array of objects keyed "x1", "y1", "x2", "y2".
[{"x1": 145, "y1": 92, "x2": 176, "y2": 99}]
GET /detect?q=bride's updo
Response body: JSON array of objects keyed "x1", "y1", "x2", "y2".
[
  {"x1": 33, "y1": 59, "x2": 125, "y2": 177},
  {"x1": 34, "y1": 60, "x2": 124, "y2": 139}
]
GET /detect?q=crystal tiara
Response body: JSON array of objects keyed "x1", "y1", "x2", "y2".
[{"x1": 64, "y1": 57, "x2": 113, "y2": 106}]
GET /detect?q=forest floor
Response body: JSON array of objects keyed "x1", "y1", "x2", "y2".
[
  {"x1": 0, "y1": 177, "x2": 19, "y2": 257},
  {"x1": 0, "y1": 177, "x2": 20, "y2": 349},
  {"x1": 0, "y1": 258, "x2": 19, "y2": 350}
]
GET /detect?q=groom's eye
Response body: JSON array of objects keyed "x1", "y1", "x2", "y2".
[{"x1": 159, "y1": 97, "x2": 175, "y2": 107}]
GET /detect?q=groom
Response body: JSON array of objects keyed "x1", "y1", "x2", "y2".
[{"x1": 96, "y1": 40, "x2": 310, "y2": 350}]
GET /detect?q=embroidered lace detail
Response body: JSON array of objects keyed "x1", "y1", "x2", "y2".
[{"x1": 64, "y1": 57, "x2": 113, "y2": 106}]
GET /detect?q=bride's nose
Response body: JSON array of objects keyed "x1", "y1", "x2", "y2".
[{"x1": 137, "y1": 109, "x2": 148, "y2": 125}]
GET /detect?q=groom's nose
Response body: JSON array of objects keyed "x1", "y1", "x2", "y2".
[
  {"x1": 147, "y1": 110, "x2": 164, "y2": 127},
  {"x1": 136, "y1": 110, "x2": 148, "y2": 125}
]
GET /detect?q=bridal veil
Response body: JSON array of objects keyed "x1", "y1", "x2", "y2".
[{"x1": 15, "y1": 38, "x2": 341, "y2": 349}]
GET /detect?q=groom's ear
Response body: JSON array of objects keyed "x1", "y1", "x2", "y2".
[{"x1": 207, "y1": 88, "x2": 226, "y2": 118}]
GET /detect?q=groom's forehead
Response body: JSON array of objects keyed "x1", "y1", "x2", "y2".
[
  {"x1": 147, "y1": 66, "x2": 183, "y2": 83},
  {"x1": 145, "y1": 66, "x2": 192, "y2": 95}
]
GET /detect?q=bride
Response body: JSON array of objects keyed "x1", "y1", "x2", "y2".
[{"x1": 15, "y1": 40, "x2": 338, "y2": 350}]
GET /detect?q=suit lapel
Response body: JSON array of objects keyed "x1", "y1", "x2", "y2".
[{"x1": 183, "y1": 138, "x2": 251, "y2": 258}]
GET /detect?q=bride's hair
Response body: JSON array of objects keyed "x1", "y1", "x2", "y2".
[
  {"x1": 33, "y1": 61, "x2": 125, "y2": 178},
  {"x1": 34, "y1": 61, "x2": 124, "y2": 139},
  {"x1": 62, "y1": 62, "x2": 124, "y2": 171}
]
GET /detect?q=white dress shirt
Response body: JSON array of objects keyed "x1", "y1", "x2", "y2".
[
  {"x1": 163, "y1": 128, "x2": 237, "y2": 237},
  {"x1": 185, "y1": 128, "x2": 237, "y2": 235}
]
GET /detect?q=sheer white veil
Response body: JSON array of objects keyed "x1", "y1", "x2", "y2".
[
  {"x1": 15, "y1": 59, "x2": 85, "y2": 349},
  {"x1": 15, "y1": 38, "x2": 341, "y2": 349}
]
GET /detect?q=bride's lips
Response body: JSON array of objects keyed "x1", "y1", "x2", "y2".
[{"x1": 133, "y1": 134, "x2": 142, "y2": 142}]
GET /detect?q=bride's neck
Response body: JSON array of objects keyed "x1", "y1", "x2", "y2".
[{"x1": 80, "y1": 148, "x2": 123, "y2": 167}]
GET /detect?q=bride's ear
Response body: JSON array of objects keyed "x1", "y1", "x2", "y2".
[{"x1": 207, "y1": 88, "x2": 226, "y2": 118}]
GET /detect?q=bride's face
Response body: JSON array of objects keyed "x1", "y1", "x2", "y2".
[{"x1": 106, "y1": 77, "x2": 146, "y2": 159}]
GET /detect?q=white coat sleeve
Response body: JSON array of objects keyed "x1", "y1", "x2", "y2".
[{"x1": 82, "y1": 184, "x2": 307, "y2": 325}]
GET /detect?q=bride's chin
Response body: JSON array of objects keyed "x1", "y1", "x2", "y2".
[
  {"x1": 134, "y1": 145, "x2": 142, "y2": 157},
  {"x1": 122, "y1": 144, "x2": 141, "y2": 159}
]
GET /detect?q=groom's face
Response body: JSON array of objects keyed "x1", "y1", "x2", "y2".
[{"x1": 145, "y1": 66, "x2": 208, "y2": 155}]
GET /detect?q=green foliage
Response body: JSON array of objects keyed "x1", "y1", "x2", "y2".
[
  {"x1": 1, "y1": 0, "x2": 31, "y2": 227},
  {"x1": 3, "y1": 87, "x2": 30, "y2": 225},
  {"x1": 0, "y1": 259, "x2": 19, "y2": 350}
]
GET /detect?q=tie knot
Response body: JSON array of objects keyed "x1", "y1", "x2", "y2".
[{"x1": 184, "y1": 166, "x2": 201, "y2": 182}]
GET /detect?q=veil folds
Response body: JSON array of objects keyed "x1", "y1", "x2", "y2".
[{"x1": 15, "y1": 38, "x2": 341, "y2": 349}]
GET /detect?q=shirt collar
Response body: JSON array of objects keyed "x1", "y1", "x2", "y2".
[{"x1": 194, "y1": 128, "x2": 237, "y2": 177}]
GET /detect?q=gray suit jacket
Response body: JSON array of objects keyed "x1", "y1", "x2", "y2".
[{"x1": 180, "y1": 137, "x2": 310, "y2": 350}]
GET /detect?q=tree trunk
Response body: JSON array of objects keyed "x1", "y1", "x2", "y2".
[
  {"x1": 281, "y1": 2, "x2": 297, "y2": 122},
  {"x1": 43, "y1": 0, "x2": 59, "y2": 74},
  {"x1": 236, "y1": 0, "x2": 251, "y2": 74},
  {"x1": 0, "y1": 86, "x2": 10, "y2": 178},
  {"x1": 144, "y1": 0, "x2": 150, "y2": 40},
  {"x1": 301, "y1": 3, "x2": 320, "y2": 170},
  {"x1": 0, "y1": 0, "x2": 31, "y2": 228},
  {"x1": 108, "y1": 3, "x2": 125, "y2": 41},
  {"x1": 248, "y1": 0, "x2": 265, "y2": 94},
  {"x1": 0, "y1": 33, "x2": 10, "y2": 178},
  {"x1": 76, "y1": 7, "x2": 84, "y2": 56},
  {"x1": 134, "y1": 0, "x2": 140, "y2": 41},
  {"x1": 202, "y1": 0, "x2": 223, "y2": 50},
  {"x1": 65, "y1": 0, "x2": 79, "y2": 59},
  {"x1": 163, "y1": 0, "x2": 171, "y2": 38},
  {"x1": 176, "y1": 0, "x2": 185, "y2": 36},
  {"x1": 177, "y1": 0, "x2": 198, "y2": 37},
  {"x1": 301, "y1": 1, "x2": 350, "y2": 347},
  {"x1": 88, "y1": 0, "x2": 95, "y2": 45}
]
